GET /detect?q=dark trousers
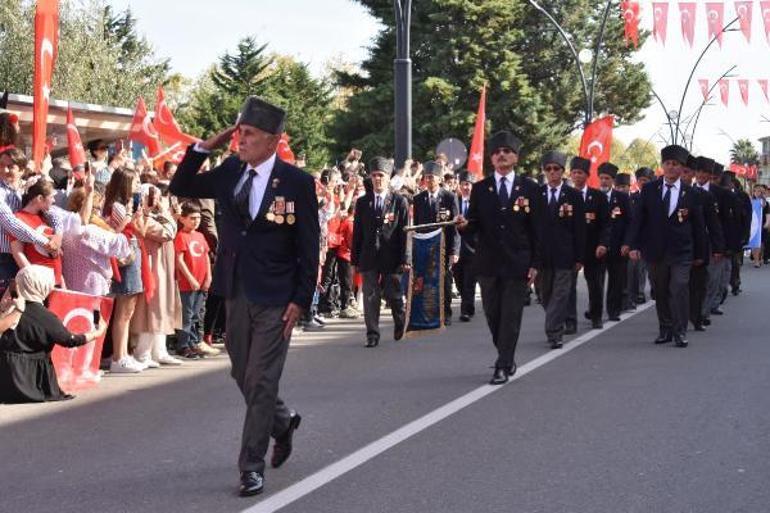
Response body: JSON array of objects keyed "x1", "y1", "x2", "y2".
[
  {"x1": 648, "y1": 260, "x2": 691, "y2": 337},
  {"x1": 627, "y1": 258, "x2": 648, "y2": 301},
  {"x1": 606, "y1": 257, "x2": 628, "y2": 318},
  {"x1": 225, "y1": 281, "x2": 292, "y2": 473},
  {"x1": 203, "y1": 292, "x2": 226, "y2": 337},
  {"x1": 443, "y1": 256, "x2": 454, "y2": 319},
  {"x1": 477, "y1": 276, "x2": 526, "y2": 371},
  {"x1": 452, "y1": 255, "x2": 477, "y2": 317},
  {"x1": 730, "y1": 252, "x2": 743, "y2": 292},
  {"x1": 570, "y1": 261, "x2": 605, "y2": 324},
  {"x1": 539, "y1": 268, "x2": 573, "y2": 342},
  {"x1": 689, "y1": 264, "x2": 708, "y2": 327},
  {"x1": 336, "y1": 259, "x2": 354, "y2": 310},
  {"x1": 361, "y1": 270, "x2": 405, "y2": 341},
  {"x1": 177, "y1": 291, "x2": 205, "y2": 349},
  {"x1": 318, "y1": 249, "x2": 339, "y2": 313}
]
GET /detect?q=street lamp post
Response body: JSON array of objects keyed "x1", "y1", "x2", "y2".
[{"x1": 394, "y1": 0, "x2": 412, "y2": 169}]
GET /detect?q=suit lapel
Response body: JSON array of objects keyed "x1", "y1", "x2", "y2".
[{"x1": 256, "y1": 161, "x2": 282, "y2": 221}]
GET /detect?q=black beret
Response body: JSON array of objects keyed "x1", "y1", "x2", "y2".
[
  {"x1": 239, "y1": 96, "x2": 286, "y2": 135},
  {"x1": 695, "y1": 156, "x2": 715, "y2": 173},
  {"x1": 712, "y1": 162, "x2": 724, "y2": 176},
  {"x1": 660, "y1": 145, "x2": 690, "y2": 165},
  {"x1": 457, "y1": 170, "x2": 476, "y2": 183},
  {"x1": 368, "y1": 156, "x2": 393, "y2": 175},
  {"x1": 541, "y1": 151, "x2": 567, "y2": 169},
  {"x1": 686, "y1": 154, "x2": 698, "y2": 170},
  {"x1": 635, "y1": 167, "x2": 655, "y2": 180},
  {"x1": 614, "y1": 173, "x2": 631, "y2": 186},
  {"x1": 422, "y1": 160, "x2": 442, "y2": 176},
  {"x1": 570, "y1": 156, "x2": 591, "y2": 173},
  {"x1": 598, "y1": 162, "x2": 619, "y2": 178},
  {"x1": 487, "y1": 131, "x2": 522, "y2": 155}
]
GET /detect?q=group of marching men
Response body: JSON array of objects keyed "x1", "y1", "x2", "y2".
[{"x1": 352, "y1": 131, "x2": 752, "y2": 385}]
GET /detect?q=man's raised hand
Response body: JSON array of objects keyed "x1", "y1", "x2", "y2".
[{"x1": 199, "y1": 126, "x2": 238, "y2": 152}]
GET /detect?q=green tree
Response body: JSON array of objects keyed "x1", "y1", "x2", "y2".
[
  {"x1": 616, "y1": 138, "x2": 658, "y2": 172},
  {"x1": 730, "y1": 139, "x2": 759, "y2": 166},
  {"x1": 333, "y1": 0, "x2": 651, "y2": 169}
]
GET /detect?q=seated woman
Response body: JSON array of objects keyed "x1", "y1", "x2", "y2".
[{"x1": 0, "y1": 265, "x2": 106, "y2": 403}]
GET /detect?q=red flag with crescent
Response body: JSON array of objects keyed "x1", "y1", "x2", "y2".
[
  {"x1": 65, "y1": 106, "x2": 85, "y2": 169},
  {"x1": 621, "y1": 1, "x2": 640, "y2": 48},
  {"x1": 129, "y1": 97, "x2": 161, "y2": 157},
  {"x1": 154, "y1": 86, "x2": 199, "y2": 147},
  {"x1": 738, "y1": 79, "x2": 750, "y2": 105},
  {"x1": 699, "y1": 79, "x2": 710, "y2": 101},
  {"x1": 579, "y1": 116, "x2": 614, "y2": 189},
  {"x1": 735, "y1": 1, "x2": 754, "y2": 42},
  {"x1": 32, "y1": 0, "x2": 59, "y2": 170},
  {"x1": 679, "y1": 2, "x2": 697, "y2": 47},
  {"x1": 277, "y1": 133, "x2": 295, "y2": 164},
  {"x1": 652, "y1": 2, "x2": 670, "y2": 44},
  {"x1": 761, "y1": 1, "x2": 770, "y2": 43},
  {"x1": 467, "y1": 84, "x2": 486, "y2": 179},
  {"x1": 719, "y1": 79, "x2": 730, "y2": 106},
  {"x1": 759, "y1": 79, "x2": 769, "y2": 102},
  {"x1": 706, "y1": 2, "x2": 725, "y2": 46}
]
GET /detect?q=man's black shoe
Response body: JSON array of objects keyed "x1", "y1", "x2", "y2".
[
  {"x1": 459, "y1": 314, "x2": 471, "y2": 322},
  {"x1": 711, "y1": 308, "x2": 724, "y2": 316},
  {"x1": 591, "y1": 320, "x2": 604, "y2": 329},
  {"x1": 702, "y1": 318, "x2": 711, "y2": 326},
  {"x1": 732, "y1": 288, "x2": 741, "y2": 296},
  {"x1": 608, "y1": 314, "x2": 621, "y2": 321},
  {"x1": 654, "y1": 332, "x2": 673, "y2": 344},
  {"x1": 506, "y1": 363, "x2": 517, "y2": 377},
  {"x1": 394, "y1": 321, "x2": 405, "y2": 341},
  {"x1": 583, "y1": 311, "x2": 591, "y2": 320},
  {"x1": 239, "y1": 472, "x2": 264, "y2": 497},
  {"x1": 272, "y1": 411, "x2": 301, "y2": 468},
  {"x1": 489, "y1": 368, "x2": 508, "y2": 385},
  {"x1": 693, "y1": 323, "x2": 706, "y2": 332},
  {"x1": 564, "y1": 323, "x2": 577, "y2": 335},
  {"x1": 674, "y1": 334, "x2": 688, "y2": 348},
  {"x1": 636, "y1": 295, "x2": 646, "y2": 304},
  {"x1": 550, "y1": 340, "x2": 563, "y2": 350},
  {"x1": 365, "y1": 337, "x2": 379, "y2": 348}
]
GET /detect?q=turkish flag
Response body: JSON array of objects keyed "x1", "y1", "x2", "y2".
[
  {"x1": 277, "y1": 133, "x2": 295, "y2": 164},
  {"x1": 579, "y1": 116, "x2": 614, "y2": 189},
  {"x1": 759, "y1": 79, "x2": 769, "y2": 102},
  {"x1": 49, "y1": 290, "x2": 114, "y2": 393},
  {"x1": 652, "y1": 2, "x2": 670, "y2": 44},
  {"x1": 32, "y1": 0, "x2": 59, "y2": 170},
  {"x1": 621, "y1": 1, "x2": 640, "y2": 48},
  {"x1": 706, "y1": 2, "x2": 725, "y2": 46},
  {"x1": 719, "y1": 79, "x2": 730, "y2": 106},
  {"x1": 735, "y1": 1, "x2": 754, "y2": 42},
  {"x1": 467, "y1": 84, "x2": 486, "y2": 179},
  {"x1": 154, "y1": 86, "x2": 199, "y2": 147},
  {"x1": 738, "y1": 79, "x2": 750, "y2": 105},
  {"x1": 679, "y1": 2, "x2": 697, "y2": 47},
  {"x1": 762, "y1": 1, "x2": 770, "y2": 43},
  {"x1": 699, "y1": 79, "x2": 710, "y2": 101},
  {"x1": 128, "y1": 97, "x2": 161, "y2": 157},
  {"x1": 730, "y1": 163, "x2": 747, "y2": 176},
  {"x1": 152, "y1": 143, "x2": 188, "y2": 172},
  {"x1": 65, "y1": 106, "x2": 85, "y2": 169}
]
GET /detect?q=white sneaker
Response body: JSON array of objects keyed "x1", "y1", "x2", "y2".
[
  {"x1": 129, "y1": 355, "x2": 151, "y2": 370},
  {"x1": 196, "y1": 343, "x2": 221, "y2": 356},
  {"x1": 157, "y1": 355, "x2": 183, "y2": 366},
  {"x1": 110, "y1": 357, "x2": 142, "y2": 374},
  {"x1": 134, "y1": 355, "x2": 161, "y2": 369}
]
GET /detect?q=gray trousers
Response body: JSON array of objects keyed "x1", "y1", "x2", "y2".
[
  {"x1": 719, "y1": 255, "x2": 733, "y2": 301},
  {"x1": 361, "y1": 271, "x2": 405, "y2": 341},
  {"x1": 627, "y1": 258, "x2": 648, "y2": 301},
  {"x1": 648, "y1": 260, "x2": 691, "y2": 336},
  {"x1": 478, "y1": 276, "x2": 527, "y2": 370},
  {"x1": 703, "y1": 258, "x2": 724, "y2": 318},
  {"x1": 539, "y1": 268, "x2": 574, "y2": 342},
  {"x1": 226, "y1": 282, "x2": 292, "y2": 473}
]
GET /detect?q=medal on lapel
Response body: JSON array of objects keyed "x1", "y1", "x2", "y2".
[
  {"x1": 611, "y1": 207, "x2": 622, "y2": 219},
  {"x1": 439, "y1": 208, "x2": 450, "y2": 222},
  {"x1": 272, "y1": 178, "x2": 280, "y2": 189},
  {"x1": 286, "y1": 201, "x2": 296, "y2": 225},
  {"x1": 274, "y1": 196, "x2": 286, "y2": 224},
  {"x1": 266, "y1": 202, "x2": 276, "y2": 222},
  {"x1": 586, "y1": 212, "x2": 596, "y2": 223},
  {"x1": 677, "y1": 208, "x2": 688, "y2": 223}
]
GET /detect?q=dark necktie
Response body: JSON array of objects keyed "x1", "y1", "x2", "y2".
[
  {"x1": 462, "y1": 199, "x2": 468, "y2": 217},
  {"x1": 550, "y1": 187, "x2": 558, "y2": 207},
  {"x1": 236, "y1": 169, "x2": 257, "y2": 221},
  {"x1": 375, "y1": 195, "x2": 383, "y2": 216},
  {"x1": 498, "y1": 177, "x2": 509, "y2": 206},
  {"x1": 663, "y1": 183, "x2": 674, "y2": 217}
]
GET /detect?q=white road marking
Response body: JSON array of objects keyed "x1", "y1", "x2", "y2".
[{"x1": 243, "y1": 302, "x2": 655, "y2": 513}]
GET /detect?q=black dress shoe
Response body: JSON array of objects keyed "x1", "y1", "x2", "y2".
[
  {"x1": 693, "y1": 323, "x2": 706, "y2": 332},
  {"x1": 564, "y1": 324, "x2": 577, "y2": 335},
  {"x1": 702, "y1": 318, "x2": 711, "y2": 326},
  {"x1": 489, "y1": 368, "x2": 508, "y2": 385},
  {"x1": 711, "y1": 308, "x2": 724, "y2": 316},
  {"x1": 239, "y1": 471, "x2": 264, "y2": 497},
  {"x1": 583, "y1": 311, "x2": 591, "y2": 320},
  {"x1": 506, "y1": 363, "x2": 517, "y2": 377},
  {"x1": 654, "y1": 332, "x2": 673, "y2": 344},
  {"x1": 365, "y1": 337, "x2": 379, "y2": 348},
  {"x1": 636, "y1": 295, "x2": 646, "y2": 304},
  {"x1": 549, "y1": 340, "x2": 563, "y2": 349},
  {"x1": 674, "y1": 334, "x2": 688, "y2": 348},
  {"x1": 272, "y1": 411, "x2": 301, "y2": 468},
  {"x1": 608, "y1": 314, "x2": 621, "y2": 322},
  {"x1": 591, "y1": 320, "x2": 604, "y2": 329},
  {"x1": 459, "y1": 314, "x2": 471, "y2": 322},
  {"x1": 394, "y1": 322, "x2": 405, "y2": 341}
]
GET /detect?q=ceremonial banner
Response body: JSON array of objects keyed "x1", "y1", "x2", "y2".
[
  {"x1": 735, "y1": 1, "x2": 754, "y2": 42},
  {"x1": 405, "y1": 228, "x2": 445, "y2": 337},
  {"x1": 579, "y1": 116, "x2": 614, "y2": 189},
  {"x1": 698, "y1": 79, "x2": 710, "y2": 102},
  {"x1": 762, "y1": 1, "x2": 770, "y2": 44},
  {"x1": 748, "y1": 199, "x2": 764, "y2": 249},
  {"x1": 706, "y1": 2, "x2": 725, "y2": 46},
  {"x1": 621, "y1": 1, "x2": 641, "y2": 47},
  {"x1": 679, "y1": 2, "x2": 697, "y2": 47},
  {"x1": 129, "y1": 97, "x2": 161, "y2": 157},
  {"x1": 653, "y1": 2, "x2": 670, "y2": 44},
  {"x1": 49, "y1": 290, "x2": 114, "y2": 393},
  {"x1": 277, "y1": 133, "x2": 295, "y2": 164},
  {"x1": 155, "y1": 86, "x2": 199, "y2": 147},
  {"x1": 468, "y1": 84, "x2": 486, "y2": 179},
  {"x1": 719, "y1": 78, "x2": 730, "y2": 106},
  {"x1": 65, "y1": 106, "x2": 85, "y2": 169},
  {"x1": 738, "y1": 79, "x2": 750, "y2": 105},
  {"x1": 32, "y1": 0, "x2": 59, "y2": 169},
  {"x1": 759, "y1": 79, "x2": 769, "y2": 102}
]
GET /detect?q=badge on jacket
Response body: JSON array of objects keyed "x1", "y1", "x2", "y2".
[
  {"x1": 611, "y1": 206, "x2": 622, "y2": 219},
  {"x1": 513, "y1": 196, "x2": 530, "y2": 213},
  {"x1": 559, "y1": 203, "x2": 574, "y2": 218},
  {"x1": 677, "y1": 208, "x2": 689, "y2": 223}
]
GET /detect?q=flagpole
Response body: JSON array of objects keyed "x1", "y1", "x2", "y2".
[
  {"x1": 394, "y1": 0, "x2": 413, "y2": 169},
  {"x1": 685, "y1": 66, "x2": 738, "y2": 151}
]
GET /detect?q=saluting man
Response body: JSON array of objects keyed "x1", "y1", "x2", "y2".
[
  {"x1": 457, "y1": 131, "x2": 541, "y2": 385},
  {"x1": 170, "y1": 97, "x2": 318, "y2": 497},
  {"x1": 537, "y1": 151, "x2": 585, "y2": 349},
  {"x1": 351, "y1": 157, "x2": 411, "y2": 348},
  {"x1": 412, "y1": 161, "x2": 460, "y2": 324},
  {"x1": 628, "y1": 145, "x2": 707, "y2": 348}
]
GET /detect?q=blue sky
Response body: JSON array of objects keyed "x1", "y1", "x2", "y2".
[{"x1": 108, "y1": 0, "x2": 769, "y2": 163}]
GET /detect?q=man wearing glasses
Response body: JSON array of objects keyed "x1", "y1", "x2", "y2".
[{"x1": 457, "y1": 131, "x2": 541, "y2": 385}]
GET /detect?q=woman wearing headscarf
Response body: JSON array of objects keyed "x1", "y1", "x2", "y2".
[{"x1": 0, "y1": 265, "x2": 107, "y2": 403}]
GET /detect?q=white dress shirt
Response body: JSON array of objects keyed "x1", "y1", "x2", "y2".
[
  {"x1": 460, "y1": 195, "x2": 470, "y2": 216},
  {"x1": 234, "y1": 153, "x2": 277, "y2": 220},
  {"x1": 374, "y1": 191, "x2": 388, "y2": 211},
  {"x1": 494, "y1": 171, "x2": 515, "y2": 197},
  {"x1": 547, "y1": 182, "x2": 563, "y2": 203},
  {"x1": 696, "y1": 181, "x2": 711, "y2": 192},
  {"x1": 577, "y1": 186, "x2": 588, "y2": 202},
  {"x1": 662, "y1": 179, "x2": 681, "y2": 217}
]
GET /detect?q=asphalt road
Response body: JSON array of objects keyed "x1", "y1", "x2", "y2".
[{"x1": 2, "y1": 266, "x2": 769, "y2": 513}]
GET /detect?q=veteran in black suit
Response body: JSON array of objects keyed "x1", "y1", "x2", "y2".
[
  {"x1": 170, "y1": 97, "x2": 318, "y2": 497},
  {"x1": 628, "y1": 145, "x2": 707, "y2": 347},
  {"x1": 537, "y1": 152, "x2": 585, "y2": 348},
  {"x1": 412, "y1": 161, "x2": 460, "y2": 324},
  {"x1": 627, "y1": 167, "x2": 655, "y2": 305},
  {"x1": 598, "y1": 163, "x2": 631, "y2": 321},
  {"x1": 351, "y1": 157, "x2": 410, "y2": 348},
  {"x1": 457, "y1": 131, "x2": 541, "y2": 385},
  {"x1": 453, "y1": 170, "x2": 478, "y2": 322}
]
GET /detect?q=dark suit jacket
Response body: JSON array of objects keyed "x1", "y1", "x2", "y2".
[
  {"x1": 412, "y1": 188, "x2": 460, "y2": 256},
  {"x1": 606, "y1": 189, "x2": 631, "y2": 260},
  {"x1": 456, "y1": 194, "x2": 476, "y2": 259},
  {"x1": 737, "y1": 190, "x2": 752, "y2": 246},
  {"x1": 539, "y1": 183, "x2": 586, "y2": 269},
  {"x1": 578, "y1": 187, "x2": 610, "y2": 265},
  {"x1": 351, "y1": 191, "x2": 410, "y2": 273},
  {"x1": 169, "y1": 148, "x2": 320, "y2": 309},
  {"x1": 627, "y1": 179, "x2": 707, "y2": 264},
  {"x1": 692, "y1": 186, "x2": 725, "y2": 258},
  {"x1": 462, "y1": 173, "x2": 542, "y2": 279},
  {"x1": 710, "y1": 185, "x2": 741, "y2": 253}
]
